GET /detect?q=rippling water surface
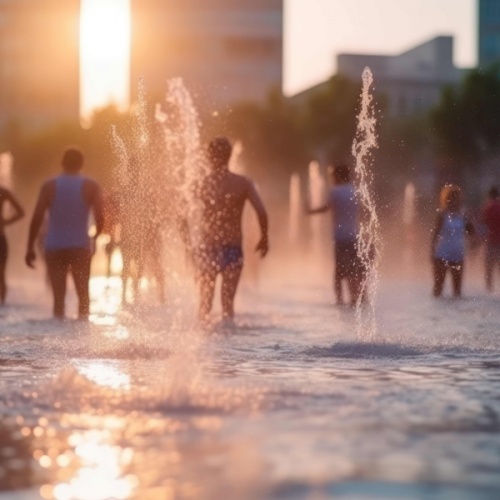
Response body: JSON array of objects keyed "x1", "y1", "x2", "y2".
[{"x1": 1, "y1": 273, "x2": 499, "y2": 500}]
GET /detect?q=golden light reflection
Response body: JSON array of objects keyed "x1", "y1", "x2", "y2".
[
  {"x1": 75, "y1": 362, "x2": 131, "y2": 390},
  {"x1": 89, "y1": 276, "x2": 124, "y2": 328},
  {"x1": 110, "y1": 249, "x2": 124, "y2": 276},
  {"x1": 49, "y1": 430, "x2": 136, "y2": 500},
  {"x1": 80, "y1": 0, "x2": 131, "y2": 125}
]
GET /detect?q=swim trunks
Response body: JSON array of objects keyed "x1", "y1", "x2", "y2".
[{"x1": 197, "y1": 245, "x2": 243, "y2": 273}]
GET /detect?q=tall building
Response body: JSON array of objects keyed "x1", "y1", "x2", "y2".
[
  {"x1": 479, "y1": 0, "x2": 500, "y2": 67},
  {"x1": 0, "y1": 0, "x2": 80, "y2": 133},
  {"x1": 131, "y1": 0, "x2": 283, "y2": 112},
  {"x1": 337, "y1": 36, "x2": 463, "y2": 117}
]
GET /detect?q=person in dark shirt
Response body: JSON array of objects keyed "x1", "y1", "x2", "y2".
[
  {"x1": 482, "y1": 186, "x2": 500, "y2": 292},
  {"x1": 196, "y1": 137, "x2": 268, "y2": 324}
]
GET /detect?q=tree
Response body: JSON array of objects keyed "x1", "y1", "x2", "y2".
[{"x1": 432, "y1": 65, "x2": 500, "y2": 169}]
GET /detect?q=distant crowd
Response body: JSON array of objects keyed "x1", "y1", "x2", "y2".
[{"x1": 0, "y1": 140, "x2": 499, "y2": 322}]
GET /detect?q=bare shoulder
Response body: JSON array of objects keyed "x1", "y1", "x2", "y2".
[{"x1": 227, "y1": 172, "x2": 252, "y2": 191}]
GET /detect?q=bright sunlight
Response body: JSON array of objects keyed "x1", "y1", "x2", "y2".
[{"x1": 80, "y1": 0, "x2": 131, "y2": 126}]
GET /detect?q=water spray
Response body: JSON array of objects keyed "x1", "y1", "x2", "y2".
[{"x1": 352, "y1": 67, "x2": 381, "y2": 338}]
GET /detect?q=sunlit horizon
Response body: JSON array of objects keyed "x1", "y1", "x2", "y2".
[{"x1": 80, "y1": 0, "x2": 131, "y2": 126}]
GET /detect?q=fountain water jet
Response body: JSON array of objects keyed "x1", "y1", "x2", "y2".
[
  {"x1": 0, "y1": 152, "x2": 13, "y2": 189},
  {"x1": 403, "y1": 182, "x2": 416, "y2": 270},
  {"x1": 288, "y1": 173, "x2": 302, "y2": 246},
  {"x1": 352, "y1": 68, "x2": 381, "y2": 338},
  {"x1": 308, "y1": 161, "x2": 326, "y2": 266}
]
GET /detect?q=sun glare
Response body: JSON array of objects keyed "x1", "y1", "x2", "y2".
[{"x1": 80, "y1": 0, "x2": 131, "y2": 126}]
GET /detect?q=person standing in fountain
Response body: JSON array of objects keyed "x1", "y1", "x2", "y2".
[
  {"x1": 0, "y1": 187, "x2": 25, "y2": 304},
  {"x1": 482, "y1": 186, "x2": 500, "y2": 292},
  {"x1": 307, "y1": 163, "x2": 362, "y2": 306},
  {"x1": 25, "y1": 148, "x2": 104, "y2": 319},
  {"x1": 196, "y1": 137, "x2": 268, "y2": 324},
  {"x1": 431, "y1": 185, "x2": 474, "y2": 298}
]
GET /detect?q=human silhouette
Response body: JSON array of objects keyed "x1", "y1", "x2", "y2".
[
  {"x1": 482, "y1": 186, "x2": 500, "y2": 292},
  {"x1": 431, "y1": 185, "x2": 473, "y2": 298},
  {"x1": 307, "y1": 163, "x2": 363, "y2": 305},
  {"x1": 196, "y1": 137, "x2": 268, "y2": 323},
  {"x1": 25, "y1": 148, "x2": 104, "y2": 318}
]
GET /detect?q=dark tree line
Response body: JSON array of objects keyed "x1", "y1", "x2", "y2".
[{"x1": 2, "y1": 67, "x2": 499, "y2": 195}]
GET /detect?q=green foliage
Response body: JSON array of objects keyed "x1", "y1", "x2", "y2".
[
  {"x1": 4, "y1": 106, "x2": 134, "y2": 186},
  {"x1": 301, "y1": 75, "x2": 360, "y2": 162},
  {"x1": 432, "y1": 65, "x2": 500, "y2": 167},
  {"x1": 212, "y1": 89, "x2": 310, "y2": 177}
]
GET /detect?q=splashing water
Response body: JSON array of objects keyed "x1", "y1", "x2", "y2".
[
  {"x1": 308, "y1": 161, "x2": 326, "y2": 261},
  {"x1": 288, "y1": 173, "x2": 302, "y2": 245},
  {"x1": 155, "y1": 77, "x2": 209, "y2": 252},
  {"x1": 228, "y1": 140, "x2": 244, "y2": 175},
  {"x1": 0, "y1": 151, "x2": 13, "y2": 189},
  {"x1": 352, "y1": 67, "x2": 381, "y2": 338}
]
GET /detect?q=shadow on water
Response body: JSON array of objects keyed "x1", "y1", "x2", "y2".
[
  {"x1": 303, "y1": 341, "x2": 496, "y2": 360},
  {"x1": 270, "y1": 481, "x2": 499, "y2": 500}
]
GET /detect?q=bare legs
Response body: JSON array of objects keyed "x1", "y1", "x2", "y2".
[
  {"x1": 433, "y1": 259, "x2": 463, "y2": 298},
  {"x1": 199, "y1": 263, "x2": 243, "y2": 321},
  {"x1": 485, "y1": 245, "x2": 500, "y2": 292},
  {"x1": 221, "y1": 265, "x2": 243, "y2": 318},
  {"x1": 45, "y1": 249, "x2": 91, "y2": 318}
]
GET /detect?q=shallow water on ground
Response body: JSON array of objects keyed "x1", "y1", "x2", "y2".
[{"x1": 1, "y1": 274, "x2": 500, "y2": 500}]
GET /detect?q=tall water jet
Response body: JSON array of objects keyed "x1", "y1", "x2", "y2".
[
  {"x1": 403, "y1": 182, "x2": 416, "y2": 270},
  {"x1": 288, "y1": 173, "x2": 302, "y2": 246},
  {"x1": 308, "y1": 161, "x2": 326, "y2": 265},
  {"x1": 0, "y1": 152, "x2": 13, "y2": 189},
  {"x1": 110, "y1": 77, "x2": 166, "y2": 304},
  {"x1": 155, "y1": 77, "x2": 208, "y2": 253},
  {"x1": 229, "y1": 140, "x2": 244, "y2": 175},
  {"x1": 352, "y1": 68, "x2": 381, "y2": 338}
]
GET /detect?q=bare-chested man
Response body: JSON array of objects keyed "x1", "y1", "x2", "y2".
[{"x1": 196, "y1": 137, "x2": 268, "y2": 323}]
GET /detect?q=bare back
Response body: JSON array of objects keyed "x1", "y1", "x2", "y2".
[{"x1": 200, "y1": 171, "x2": 265, "y2": 247}]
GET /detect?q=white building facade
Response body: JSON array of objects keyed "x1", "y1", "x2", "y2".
[
  {"x1": 131, "y1": 0, "x2": 283, "y2": 112},
  {"x1": 338, "y1": 36, "x2": 464, "y2": 117}
]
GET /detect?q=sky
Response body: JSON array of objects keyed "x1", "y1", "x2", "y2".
[{"x1": 284, "y1": 0, "x2": 477, "y2": 95}]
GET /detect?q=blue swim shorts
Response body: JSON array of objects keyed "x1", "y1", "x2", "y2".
[{"x1": 196, "y1": 245, "x2": 243, "y2": 273}]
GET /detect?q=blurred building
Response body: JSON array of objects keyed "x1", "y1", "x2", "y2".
[
  {"x1": 131, "y1": 0, "x2": 283, "y2": 112},
  {"x1": 337, "y1": 36, "x2": 464, "y2": 117},
  {"x1": 0, "y1": 0, "x2": 80, "y2": 134},
  {"x1": 479, "y1": 0, "x2": 500, "y2": 67}
]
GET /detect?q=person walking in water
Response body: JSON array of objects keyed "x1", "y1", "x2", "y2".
[
  {"x1": 482, "y1": 186, "x2": 500, "y2": 292},
  {"x1": 307, "y1": 163, "x2": 362, "y2": 306},
  {"x1": 0, "y1": 187, "x2": 25, "y2": 304},
  {"x1": 196, "y1": 137, "x2": 268, "y2": 324},
  {"x1": 25, "y1": 148, "x2": 104, "y2": 319},
  {"x1": 431, "y1": 184, "x2": 473, "y2": 298}
]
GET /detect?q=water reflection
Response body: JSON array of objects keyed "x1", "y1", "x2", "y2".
[
  {"x1": 46, "y1": 429, "x2": 136, "y2": 500},
  {"x1": 74, "y1": 362, "x2": 130, "y2": 390}
]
